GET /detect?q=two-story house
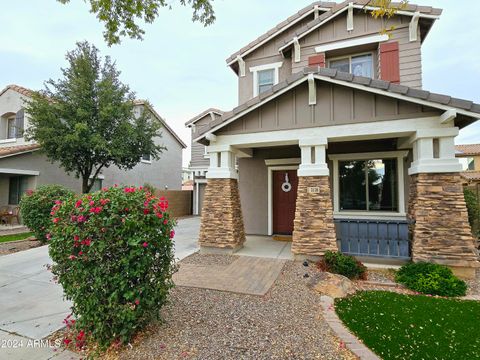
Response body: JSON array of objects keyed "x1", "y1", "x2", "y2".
[
  {"x1": 0, "y1": 84, "x2": 186, "y2": 209},
  {"x1": 188, "y1": 1, "x2": 480, "y2": 277}
]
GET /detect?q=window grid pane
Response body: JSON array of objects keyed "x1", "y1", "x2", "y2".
[
  {"x1": 329, "y1": 58, "x2": 350, "y2": 73},
  {"x1": 257, "y1": 69, "x2": 275, "y2": 94},
  {"x1": 351, "y1": 54, "x2": 373, "y2": 77}
]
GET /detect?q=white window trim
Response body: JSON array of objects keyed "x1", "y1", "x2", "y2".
[
  {"x1": 267, "y1": 164, "x2": 298, "y2": 236},
  {"x1": 250, "y1": 62, "x2": 283, "y2": 97},
  {"x1": 141, "y1": 159, "x2": 152, "y2": 164},
  {"x1": 0, "y1": 138, "x2": 16, "y2": 144},
  {"x1": 315, "y1": 33, "x2": 389, "y2": 53},
  {"x1": 328, "y1": 51, "x2": 374, "y2": 77},
  {"x1": 329, "y1": 151, "x2": 408, "y2": 218}
]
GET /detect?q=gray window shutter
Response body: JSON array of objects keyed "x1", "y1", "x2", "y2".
[{"x1": 15, "y1": 109, "x2": 24, "y2": 137}]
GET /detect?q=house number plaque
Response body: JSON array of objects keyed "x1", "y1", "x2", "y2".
[{"x1": 307, "y1": 187, "x2": 320, "y2": 194}]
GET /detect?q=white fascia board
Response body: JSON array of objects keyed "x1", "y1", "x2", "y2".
[
  {"x1": 265, "y1": 158, "x2": 301, "y2": 166},
  {"x1": 0, "y1": 168, "x2": 39, "y2": 175},
  {"x1": 328, "y1": 150, "x2": 409, "y2": 161},
  {"x1": 226, "y1": 7, "x2": 331, "y2": 67},
  {"x1": 355, "y1": 5, "x2": 440, "y2": 20},
  {"x1": 314, "y1": 34, "x2": 389, "y2": 53}
]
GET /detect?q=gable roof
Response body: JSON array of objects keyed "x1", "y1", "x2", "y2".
[
  {"x1": 185, "y1": 108, "x2": 224, "y2": 127},
  {"x1": 278, "y1": 0, "x2": 442, "y2": 54},
  {"x1": 0, "y1": 84, "x2": 34, "y2": 98},
  {"x1": 460, "y1": 171, "x2": 480, "y2": 182},
  {"x1": 134, "y1": 100, "x2": 187, "y2": 148},
  {"x1": 0, "y1": 144, "x2": 40, "y2": 159},
  {"x1": 456, "y1": 144, "x2": 480, "y2": 156},
  {"x1": 193, "y1": 67, "x2": 480, "y2": 142},
  {"x1": 226, "y1": 2, "x2": 336, "y2": 66}
]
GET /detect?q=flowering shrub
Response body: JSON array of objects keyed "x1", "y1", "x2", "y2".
[
  {"x1": 19, "y1": 184, "x2": 75, "y2": 243},
  {"x1": 318, "y1": 251, "x2": 367, "y2": 280},
  {"x1": 48, "y1": 186, "x2": 176, "y2": 348},
  {"x1": 395, "y1": 262, "x2": 467, "y2": 297}
]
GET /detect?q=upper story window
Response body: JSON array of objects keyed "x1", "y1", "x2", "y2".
[
  {"x1": 250, "y1": 62, "x2": 283, "y2": 97},
  {"x1": 460, "y1": 157, "x2": 476, "y2": 171},
  {"x1": 7, "y1": 117, "x2": 16, "y2": 139},
  {"x1": 141, "y1": 153, "x2": 151, "y2": 163},
  {"x1": 258, "y1": 69, "x2": 275, "y2": 94},
  {"x1": 329, "y1": 53, "x2": 373, "y2": 78}
]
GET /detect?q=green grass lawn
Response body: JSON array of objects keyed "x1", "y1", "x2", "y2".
[
  {"x1": 336, "y1": 291, "x2": 480, "y2": 360},
  {"x1": 0, "y1": 232, "x2": 34, "y2": 243}
]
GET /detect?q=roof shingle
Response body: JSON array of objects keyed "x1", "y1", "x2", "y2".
[
  {"x1": 456, "y1": 144, "x2": 480, "y2": 156},
  {"x1": 0, "y1": 144, "x2": 40, "y2": 158}
]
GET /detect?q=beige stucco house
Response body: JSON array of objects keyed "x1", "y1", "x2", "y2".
[
  {"x1": 0, "y1": 84, "x2": 186, "y2": 208},
  {"x1": 187, "y1": 1, "x2": 480, "y2": 276}
]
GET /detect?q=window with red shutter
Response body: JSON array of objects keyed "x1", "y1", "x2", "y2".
[{"x1": 379, "y1": 42, "x2": 400, "y2": 83}]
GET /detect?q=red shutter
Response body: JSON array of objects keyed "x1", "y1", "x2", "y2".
[
  {"x1": 379, "y1": 41, "x2": 400, "y2": 83},
  {"x1": 308, "y1": 54, "x2": 325, "y2": 67}
]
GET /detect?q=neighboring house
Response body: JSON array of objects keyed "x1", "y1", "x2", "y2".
[
  {"x1": 0, "y1": 84, "x2": 186, "y2": 208},
  {"x1": 456, "y1": 144, "x2": 480, "y2": 184},
  {"x1": 188, "y1": 1, "x2": 480, "y2": 276},
  {"x1": 186, "y1": 108, "x2": 223, "y2": 214}
]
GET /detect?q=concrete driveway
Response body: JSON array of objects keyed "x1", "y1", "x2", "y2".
[{"x1": 0, "y1": 216, "x2": 200, "y2": 359}]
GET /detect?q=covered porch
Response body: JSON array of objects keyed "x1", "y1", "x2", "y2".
[{"x1": 0, "y1": 168, "x2": 37, "y2": 225}]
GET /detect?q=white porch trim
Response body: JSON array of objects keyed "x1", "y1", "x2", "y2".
[
  {"x1": 0, "y1": 168, "x2": 39, "y2": 176},
  {"x1": 267, "y1": 165, "x2": 299, "y2": 236}
]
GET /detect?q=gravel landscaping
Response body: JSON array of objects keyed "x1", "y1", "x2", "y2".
[
  {"x1": 466, "y1": 269, "x2": 480, "y2": 295},
  {"x1": 107, "y1": 254, "x2": 355, "y2": 360},
  {"x1": 0, "y1": 238, "x2": 43, "y2": 256}
]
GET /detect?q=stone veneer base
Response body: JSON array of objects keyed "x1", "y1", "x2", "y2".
[
  {"x1": 292, "y1": 176, "x2": 338, "y2": 256},
  {"x1": 198, "y1": 178, "x2": 246, "y2": 249},
  {"x1": 409, "y1": 172, "x2": 479, "y2": 273}
]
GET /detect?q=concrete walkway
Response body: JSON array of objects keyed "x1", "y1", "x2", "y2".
[
  {"x1": 0, "y1": 217, "x2": 200, "y2": 359},
  {"x1": 174, "y1": 256, "x2": 286, "y2": 295}
]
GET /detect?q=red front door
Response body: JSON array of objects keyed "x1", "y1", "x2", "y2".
[{"x1": 273, "y1": 170, "x2": 298, "y2": 235}]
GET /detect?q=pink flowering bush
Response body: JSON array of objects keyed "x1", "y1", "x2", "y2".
[
  {"x1": 19, "y1": 184, "x2": 75, "y2": 243},
  {"x1": 48, "y1": 186, "x2": 176, "y2": 348}
]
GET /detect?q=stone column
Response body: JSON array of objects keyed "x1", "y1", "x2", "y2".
[
  {"x1": 408, "y1": 130, "x2": 479, "y2": 277},
  {"x1": 292, "y1": 138, "x2": 338, "y2": 259},
  {"x1": 199, "y1": 147, "x2": 245, "y2": 252}
]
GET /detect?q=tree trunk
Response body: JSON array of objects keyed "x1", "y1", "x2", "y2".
[{"x1": 82, "y1": 177, "x2": 90, "y2": 194}]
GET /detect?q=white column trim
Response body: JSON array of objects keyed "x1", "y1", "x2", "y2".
[
  {"x1": 308, "y1": 73, "x2": 316, "y2": 105},
  {"x1": 267, "y1": 165, "x2": 299, "y2": 236},
  {"x1": 194, "y1": 181, "x2": 200, "y2": 215}
]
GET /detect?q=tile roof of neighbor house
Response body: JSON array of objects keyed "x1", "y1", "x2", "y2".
[
  {"x1": 0, "y1": 84, "x2": 35, "y2": 98},
  {"x1": 456, "y1": 144, "x2": 480, "y2": 156},
  {"x1": 226, "y1": 1, "x2": 442, "y2": 65},
  {"x1": 185, "y1": 108, "x2": 224, "y2": 126},
  {"x1": 460, "y1": 171, "x2": 480, "y2": 181},
  {"x1": 0, "y1": 144, "x2": 41, "y2": 158},
  {"x1": 134, "y1": 100, "x2": 187, "y2": 148},
  {"x1": 194, "y1": 67, "x2": 480, "y2": 141}
]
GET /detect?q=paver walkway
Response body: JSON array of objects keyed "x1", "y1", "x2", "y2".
[{"x1": 173, "y1": 256, "x2": 286, "y2": 295}]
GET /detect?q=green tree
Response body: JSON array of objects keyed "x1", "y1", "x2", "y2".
[
  {"x1": 58, "y1": 0, "x2": 215, "y2": 45},
  {"x1": 26, "y1": 41, "x2": 164, "y2": 193}
]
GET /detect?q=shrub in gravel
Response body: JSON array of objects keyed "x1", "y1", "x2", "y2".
[
  {"x1": 49, "y1": 186, "x2": 176, "y2": 348},
  {"x1": 395, "y1": 262, "x2": 467, "y2": 297},
  {"x1": 19, "y1": 184, "x2": 75, "y2": 243},
  {"x1": 318, "y1": 251, "x2": 366, "y2": 280}
]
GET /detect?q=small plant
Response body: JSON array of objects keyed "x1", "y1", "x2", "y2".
[
  {"x1": 464, "y1": 188, "x2": 479, "y2": 231},
  {"x1": 395, "y1": 262, "x2": 467, "y2": 297},
  {"x1": 48, "y1": 186, "x2": 176, "y2": 348},
  {"x1": 318, "y1": 251, "x2": 367, "y2": 280},
  {"x1": 19, "y1": 184, "x2": 75, "y2": 243}
]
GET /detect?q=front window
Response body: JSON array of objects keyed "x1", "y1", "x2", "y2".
[
  {"x1": 7, "y1": 117, "x2": 16, "y2": 139},
  {"x1": 329, "y1": 53, "x2": 373, "y2": 78},
  {"x1": 339, "y1": 158, "x2": 398, "y2": 212},
  {"x1": 467, "y1": 157, "x2": 475, "y2": 171},
  {"x1": 8, "y1": 176, "x2": 29, "y2": 205},
  {"x1": 142, "y1": 153, "x2": 151, "y2": 162},
  {"x1": 257, "y1": 69, "x2": 275, "y2": 94}
]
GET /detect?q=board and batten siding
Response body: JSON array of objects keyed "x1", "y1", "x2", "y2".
[{"x1": 217, "y1": 81, "x2": 440, "y2": 136}]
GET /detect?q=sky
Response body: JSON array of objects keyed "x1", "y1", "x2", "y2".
[{"x1": 0, "y1": 0, "x2": 479, "y2": 166}]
